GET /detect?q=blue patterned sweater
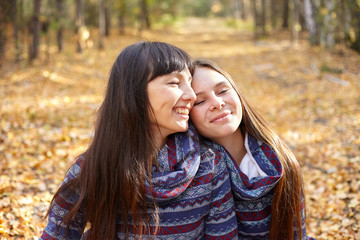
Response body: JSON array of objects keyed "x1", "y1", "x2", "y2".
[
  {"x1": 39, "y1": 126, "x2": 238, "y2": 240},
  {"x1": 206, "y1": 134, "x2": 314, "y2": 240}
]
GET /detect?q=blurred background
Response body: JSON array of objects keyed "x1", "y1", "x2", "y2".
[
  {"x1": 0, "y1": 0, "x2": 360, "y2": 62},
  {"x1": 0, "y1": 0, "x2": 359, "y2": 239}
]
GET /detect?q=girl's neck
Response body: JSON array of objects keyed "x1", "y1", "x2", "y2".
[{"x1": 213, "y1": 128, "x2": 246, "y2": 165}]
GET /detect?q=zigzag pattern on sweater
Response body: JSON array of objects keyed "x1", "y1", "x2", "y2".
[
  {"x1": 167, "y1": 135, "x2": 177, "y2": 171},
  {"x1": 235, "y1": 193, "x2": 273, "y2": 211},
  {"x1": 236, "y1": 205, "x2": 271, "y2": 221},
  {"x1": 40, "y1": 125, "x2": 238, "y2": 239},
  {"x1": 223, "y1": 133, "x2": 314, "y2": 240}
]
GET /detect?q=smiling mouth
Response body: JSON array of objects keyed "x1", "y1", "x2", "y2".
[
  {"x1": 174, "y1": 108, "x2": 189, "y2": 115},
  {"x1": 210, "y1": 112, "x2": 230, "y2": 123}
]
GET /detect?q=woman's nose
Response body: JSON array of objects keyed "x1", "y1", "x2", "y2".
[{"x1": 183, "y1": 84, "x2": 196, "y2": 103}]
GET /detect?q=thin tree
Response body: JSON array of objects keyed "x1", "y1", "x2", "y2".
[
  {"x1": 140, "y1": 0, "x2": 151, "y2": 31},
  {"x1": 0, "y1": 3, "x2": 5, "y2": 67},
  {"x1": 304, "y1": 0, "x2": 319, "y2": 45},
  {"x1": 270, "y1": 0, "x2": 278, "y2": 29},
  {"x1": 321, "y1": 0, "x2": 336, "y2": 48},
  {"x1": 234, "y1": 0, "x2": 246, "y2": 20},
  {"x1": 251, "y1": 0, "x2": 260, "y2": 39},
  {"x1": 260, "y1": 0, "x2": 266, "y2": 35},
  {"x1": 0, "y1": 0, "x2": 13, "y2": 66},
  {"x1": 105, "y1": 1, "x2": 110, "y2": 36},
  {"x1": 55, "y1": 0, "x2": 64, "y2": 52},
  {"x1": 13, "y1": 0, "x2": 21, "y2": 62},
  {"x1": 75, "y1": 0, "x2": 84, "y2": 53},
  {"x1": 347, "y1": 0, "x2": 360, "y2": 52},
  {"x1": 240, "y1": 0, "x2": 247, "y2": 20},
  {"x1": 282, "y1": 0, "x2": 289, "y2": 28},
  {"x1": 29, "y1": 0, "x2": 41, "y2": 62},
  {"x1": 291, "y1": 0, "x2": 301, "y2": 45},
  {"x1": 340, "y1": 0, "x2": 352, "y2": 46},
  {"x1": 99, "y1": 0, "x2": 105, "y2": 49},
  {"x1": 118, "y1": 0, "x2": 126, "y2": 35}
]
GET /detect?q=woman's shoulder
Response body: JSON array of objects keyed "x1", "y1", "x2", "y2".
[{"x1": 63, "y1": 155, "x2": 84, "y2": 184}]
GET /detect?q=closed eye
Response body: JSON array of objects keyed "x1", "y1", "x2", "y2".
[
  {"x1": 218, "y1": 88, "x2": 229, "y2": 95},
  {"x1": 168, "y1": 80, "x2": 180, "y2": 85},
  {"x1": 194, "y1": 100, "x2": 205, "y2": 106}
]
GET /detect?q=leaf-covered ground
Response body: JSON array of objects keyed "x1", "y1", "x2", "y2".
[{"x1": 1, "y1": 18, "x2": 359, "y2": 239}]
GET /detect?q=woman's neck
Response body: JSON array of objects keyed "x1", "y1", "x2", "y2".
[
  {"x1": 153, "y1": 131, "x2": 167, "y2": 149},
  {"x1": 213, "y1": 128, "x2": 246, "y2": 165}
]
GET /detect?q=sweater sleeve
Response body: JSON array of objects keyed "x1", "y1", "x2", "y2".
[
  {"x1": 39, "y1": 159, "x2": 86, "y2": 240},
  {"x1": 204, "y1": 149, "x2": 238, "y2": 239}
]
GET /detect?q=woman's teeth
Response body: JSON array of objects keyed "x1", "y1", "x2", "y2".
[{"x1": 174, "y1": 108, "x2": 189, "y2": 115}]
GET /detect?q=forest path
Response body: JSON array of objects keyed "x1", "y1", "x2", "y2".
[{"x1": 0, "y1": 18, "x2": 359, "y2": 239}]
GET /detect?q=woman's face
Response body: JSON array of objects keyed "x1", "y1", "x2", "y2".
[
  {"x1": 190, "y1": 67, "x2": 242, "y2": 142},
  {"x1": 147, "y1": 68, "x2": 196, "y2": 144}
]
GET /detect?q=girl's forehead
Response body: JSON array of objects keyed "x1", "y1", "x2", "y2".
[{"x1": 193, "y1": 68, "x2": 228, "y2": 85}]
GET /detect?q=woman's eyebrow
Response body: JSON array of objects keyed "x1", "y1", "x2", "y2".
[
  {"x1": 194, "y1": 80, "x2": 228, "y2": 96},
  {"x1": 174, "y1": 72, "x2": 192, "y2": 82}
]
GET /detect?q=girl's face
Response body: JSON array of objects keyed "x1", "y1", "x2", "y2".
[
  {"x1": 147, "y1": 68, "x2": 196, "y2": 144},
  {"x1": 190, "y1": 67, "x2": 242, "y2": 142}
]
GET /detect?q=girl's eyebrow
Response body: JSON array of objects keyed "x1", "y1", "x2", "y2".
[{"x1": 195, "y1": 80, "x2": 228, "y2": 96}]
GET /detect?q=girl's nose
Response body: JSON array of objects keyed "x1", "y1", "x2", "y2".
[{"x1": 210, "y1": 96, "x2": 225, "y2": 111}]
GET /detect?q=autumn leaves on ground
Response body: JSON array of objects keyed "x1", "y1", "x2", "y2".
[{"x1": 0, "y1": 18, "x2": 359, "y2": 239}]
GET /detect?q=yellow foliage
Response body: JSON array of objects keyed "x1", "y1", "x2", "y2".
[{"x1": 0, "y1": 18, "x2": 359, "y2": 239}]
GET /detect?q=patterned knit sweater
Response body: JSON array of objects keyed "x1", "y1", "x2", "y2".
[
  {"x1": 206, "y1": 133, "x2": 314, "y2": 240},
  {"x1": 39, "y1": 126, "x2": 238, "y2": 240}
]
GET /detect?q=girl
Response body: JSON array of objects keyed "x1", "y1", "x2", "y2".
[
  {"x1": 190, "y1": 59, "x2": 314, "y2": 240},
  {"x1": 40, "y1": 43, "x2": 238, "y2": 239}
]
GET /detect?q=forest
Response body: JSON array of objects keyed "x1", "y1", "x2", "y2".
[
  {"x1": 0, "y1": 0, "x2": 360, "y2": 239},
  {"x1": 0, "y1": 0, "x2": 359, "y2": 64}
]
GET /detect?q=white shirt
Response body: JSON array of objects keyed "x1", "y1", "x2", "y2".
[{"x1": 239, "y1": 133, "x2": 268, "y2": 179}]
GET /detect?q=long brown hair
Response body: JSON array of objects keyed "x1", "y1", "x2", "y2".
[
  {"x1": 49, "y1": 42, "x2": 194, "y2": 239},
  {"x1": 194, "y1": 59, "x2": 304, "y2": 240}
]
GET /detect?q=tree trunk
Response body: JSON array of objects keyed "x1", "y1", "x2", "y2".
[
  {"x1": 0, "y1": 0, "x2": 13, "y2": 66},
  {"x1": 99, "y1": 0, "x2": 105, "y2": 49},
  {"x1": 239, "y1": 0, "x2": 246, "y2": 20},
  {"x1": 234, "y1": 0, "x2": 240, "y2": 19},
  {"x1": 304, "y1": 0, "x2": 319, "y2": 45},
  {"x1": 118, "y1": 0, "x2": 126, "y2": 35},
  {"x1": 0, "y1": 3, "x2": 6, "y2": 67},
  {"x1": 56, "y1": 0, "x2": 64, "y2": 52},
  {"x1": 75, "y1": 0, "x2": 84, "y2": 53},
  {"x1": 321, "y1": 0, "x2": 336, "y2": 48},
  {"x1": 348, "y1": 0, "x2": 360, "y2": 52},
  {"x1": 292, "y1": 0, "x2": 301, "y2": 44},
  {"x1": 282, "y1": 0, "x2": 289, "y2": 28},
  {"x1": 12, "y1": 0, "x2": 20, "y2": 62},
  {"x1": 299, "y1": 3, "x2": 306, "y2": 33},
  {"x1": 105, "y1": 3, "x2": 110, "y2": 36},
  {"x1": 251, "y1": 0, "x2": 260, "y2": 39},
  {"x1": 29, "y1": 0, "x2": 41, "y2": 61},
  {"x1": 261, "y1": 0, "x2": 266, "y2": 35},
  {"x1": 234, "y1": 0, "x2": 246, "y2": 20},
  {"x1": 342, "y1": 0, "x2": 351, "y2": 44},
  {"x1": 270, "y1": 0, "x2": 278, "y2": 29},
  {"x1": 140, "y1": 0, "x2": 151, "y2": 30}
]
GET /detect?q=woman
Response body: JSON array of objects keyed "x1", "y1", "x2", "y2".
[
  {"x1": 40, "y1": 43, "x2": 238, "y2": 239},
  {"x1": 190, "y1": 59, "x2": 314, "y2": 240}
]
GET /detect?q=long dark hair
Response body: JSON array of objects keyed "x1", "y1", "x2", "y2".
[
  {"x1": 194, "y1": 59, "x2": 304, "y2": 240},
  {"x1": 49, "y1": 42, "x2": 194, "y2": 239}
]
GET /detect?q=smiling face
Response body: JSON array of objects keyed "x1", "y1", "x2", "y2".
[
  {"x1": 147, "y1": 68, "x2": 196, "y2": 145},
  {"x1": 190, "y1": 66, "x2": 242, "y2": 143}
]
